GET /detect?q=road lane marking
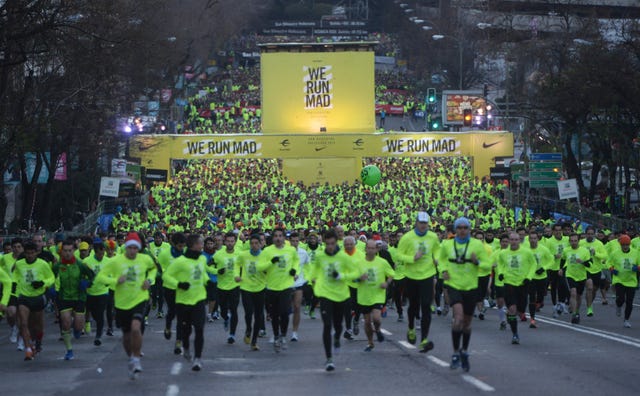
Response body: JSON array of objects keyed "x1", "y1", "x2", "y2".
[
  {"x1": 381, "y1": 329, "x2": 392, "y2": 336},
  {"x1": 212, "y1": 369, "x2": 327, "y2": 377},
  {"x1": 535, "y1": 315, "x2": 640, "y2": 348},
  {"x1": 166, "y1": 384, "x2": 179, "y2": 396},
  {"x1": 462, "y1": 374, "x2": 495, "y2": 392},
  {"x1": 398, "y1": 340, "x2": 416, "y2": 349},
  {"x1": 170, "y1": 362, "x2": 182, "y2": 375},
  {"x1": 427, "y1": 355, "x2": 449, "y2": 368}
]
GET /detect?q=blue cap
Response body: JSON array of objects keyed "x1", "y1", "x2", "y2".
[{"x1": 454, "y1": 217, "x2": 471, "y2": 229}]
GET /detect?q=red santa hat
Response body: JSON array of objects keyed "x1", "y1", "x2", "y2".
[{"x1": 124, "y1": 233, "x2": 142, "y2": 249}]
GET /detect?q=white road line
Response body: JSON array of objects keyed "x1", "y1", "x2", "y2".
[
  {"x1": 166, "y1": 384, "x2": 179, "y2": 396},
  {"x1": 212, "y1": 369, "x2": 327, "y2": 377},
  {"x1": 170, "y1": 362, "x2": 182, "y2": 375},
  {"x1": 462, "y1": 374, "x2": 495, "y2": 392},
  {"x1": 381, "y1": 329, "x2": 392, "y2": 336},
  {"x1": 535, "y1": 316, "x2": 640, "y2": 348},
  {"x1": 398, "y1": 340, "x2": 416, "y2": 349},
  {"x1": 427, "y1": 355, "x2": 449, "y2": 368}
]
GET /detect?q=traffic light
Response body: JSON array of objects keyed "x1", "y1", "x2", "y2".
[
  {"x1": 427, "y1": 88, "x2": 436, "y2": 104},
  {"x1": 430, "y1": 117, "x2": 440, "y2": 130},
  {"x1": 463, "y1": 109, "x2": 472, "y2": 126}
]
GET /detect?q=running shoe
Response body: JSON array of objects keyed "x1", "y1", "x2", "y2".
[
  {"x1": 460, "y1": 351, "x2": 470, "y2": 372},
  {"x1": 174, "y1": 340, "x2": 182, "y2": 355},
  {"x1": 227, "y1": 335, "x2": 235, "y2": 344},
  {"x1": 164, "y1": 328, "x2": 172, "y2": 340},
  {"x1": 251, "y1": 344, "x2": 260, "y2": 351},
  {"x1": 106, "y1": 328, "x2": 114, "y2": 337},
  {"x1": 529, "y1": 319, "x2": 537, "y2": 329},
  {"x1": 352, "y1": 318, "x2": 360, "y2": 336},
  {"x1": 586, "y1": 307, "x2": 594, "y2": 317},
  {"x1": 407, "y1": 328, "x2": 417, "y2": 344},
  {"x1": 364, "y1": 344, "x2": 374, "y2": 352},
  {"x1": 85, "y1": 322, "x2": 91, "y2": 334},
  {"x1": 343, "y1": 330, "x2": 354, "y2": 340},
  {"x1": 376, "y1": 330, "x2": 385, "y2": 343},
  {"x1": 511, "y1": 335, "x2": 520, "y2": 345},
  {"x1": 274, "y1": 336, "x2": 281, "y2": 353},
  {"x1": 94, "y1": 338, "x2": 102, "y2": 346},
  {"x1": 64, "y1": 349, "x2": 74, "y2": 361},
  {"x1": 325, "y1": 358, "x2": 335, "y2": 371},
  {"x1": 499, "y1": 321, "x2": 507, "y2": 331},
  {"x1": 450, "y1": 353, "x2": 461, "y2": 369},
  {"x1": 571, "y1": 314, "x2": 580, "y2": 324},
  {"x1": 419, "y1": 339, "x2": 434, "y2": 353},
  {"x1": 24, "y1": 348, "x2": 34, "y2": 361},
  {"x1": 156, "y1": 311, "x2": 164, "y2": 319},
  {"x1": 192, "y1": 358, "x2": 202, "y2": 371},
  {"x1": 244, "y1": 332, "x2": 251, "y2": 345},
  {"x1": 624, "y1": 320, "x2": 631, "y2": 328},
  {"x1": 290, "y1": 332, "x2": 299, "y2": 342},
  {"x1": 183, "y1": 349, "x2": 191, "y2": 361}
]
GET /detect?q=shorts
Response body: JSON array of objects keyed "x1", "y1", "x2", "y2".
[
  {"x1": 17, "y1": 294, "x2": 47, "y2": 312},
  {"x1": 58, "y1": 299, "x2": 86, "y2": 313},
  {"x1": 494, "y1": 285, "x2": 505, "y2": 299},
  {"x1": 477, "y1": 275, "x2": 490, "y2": 303},
  {"x1": 504, "y1": 284, "x2": 528, "y2": 313},
  {"x1": 58, "y1": 300, "x2": 87, "y2": 313},
  {"x1": 206, "y1": 281, "x2": 218, "y2": 302},
  {"x1": 586, "y1": 272, "x2": 601, "y2": 289},
  {"x1": 447, "y1": 288, "x2": 478, "y2": 316},
  {"x1": 9, "y1": 295, "x2": 18, "y2": 307},
  {"x1": 567, "y1": 278, "x2": 586, "y2": 295},
  {"x1": 115, "y1": 301, "x2": 147, "y2": 333},
  {"x1": 358, "y1": 303, "x2": 384, "y2": 314}
]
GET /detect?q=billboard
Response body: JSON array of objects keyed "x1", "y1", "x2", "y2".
[
  {"x1": 129, "y1": 132, "x2": 513, "y2": 182},
  {"x1": 442, "y1": 90, "x2": 486, "y2": 125},
  {"x1": 261, "y1": 51, "x2": 375, "y2": 134}
]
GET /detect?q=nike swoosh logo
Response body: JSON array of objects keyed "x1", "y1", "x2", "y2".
[
  {"x1": 315, "y1": 147, "x2": 327, "y2": 151},
  {"x1": 482, "y1": 142, "x2": 500, "y2": 149}
]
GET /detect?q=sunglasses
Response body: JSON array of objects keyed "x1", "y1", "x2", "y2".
[{"x1": 457, "y1": 226, "x2": 469, "y2": 229}]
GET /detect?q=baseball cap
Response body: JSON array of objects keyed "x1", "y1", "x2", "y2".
[
  {"x1": 78, "y1": 242, "x2": 90, "y2": 250},
  {"x1": 417, "y1": 211, "x2": 430, "y2": 223}
]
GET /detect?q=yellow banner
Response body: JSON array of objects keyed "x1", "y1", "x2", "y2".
[
  {"x1": 130, "y1": 132, "x2": 513, "y2": 181},
  {"x1": 261, "y1": 51, "x2": 375, "y2": 134},
  {"x1": 282, "y1": 158, "x2": 360, "y2": 185}
]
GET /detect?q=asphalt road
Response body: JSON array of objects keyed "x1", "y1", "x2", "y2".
[{"x1": 1, "y1": 291, "x2": 639, "y2": 396}]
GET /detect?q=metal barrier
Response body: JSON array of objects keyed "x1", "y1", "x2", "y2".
[
  {"x1": 504, "y1": 189, "x2": 638, "y2": 232},
  {"x1": 71, "y1": 192, "x2": 150, "y2": 236}
]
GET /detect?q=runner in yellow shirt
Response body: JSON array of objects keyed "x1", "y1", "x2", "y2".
[
  {"x1": 438, "y1": 217, "x2": 489, "y2": 371},
  {"x1": 163, "y1": 234, "x2": 210, "y2": 371},
  {"x1": 356, "y1": 240, "x2": 394, "y2": 352},
  {"x1": 94, "y1": 233, "x2": 156, "y2": 379},
  {"x1": 13, "y1": 241, "x2": 55, "y2": 361},
  {"x1": 608, "y1": 235, "x2": 639, "y2": 328}
]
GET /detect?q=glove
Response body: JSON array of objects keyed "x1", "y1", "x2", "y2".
[
  {"x1": 31, "y1": 280, "x2": 45, "y2": 289},
  {"x1": 217, "y1": 268, "x2": 226, "y2": 275},
  {"x1": 79, "y1": 279, "x2": 91, "y2": 291},
  {"x1": 332, "y1": 270, "x2": 340, "y2": 279},
  {"x1": 535, "y1": 268, "x2": 545, "y2": 275},
  {"x1": 498, "y1": 274, "x2": 504, "y2": 282},
  {"x1": 632, "y1": 265, "x2": 639, "y2": 273},
  {"x1": 289, "y1": 268, "x2": 296, "y2": 276},
  {"x1": 271, "y1": 257, "x2": 280, "y2": 264},
  {"x1": 47, "y1": 286, "x2": 57, "y2": 299},
  {"x1": 177, "y1": 282, "x2": 190, "y2": 290}
]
